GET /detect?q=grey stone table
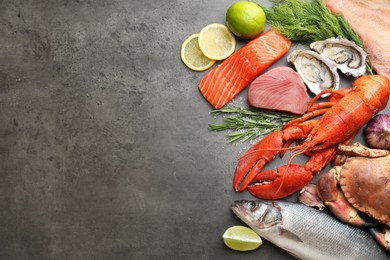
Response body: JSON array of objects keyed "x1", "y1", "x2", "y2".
[{"x1": 1, "y1": 0, "x2": 381, "y2": 259}]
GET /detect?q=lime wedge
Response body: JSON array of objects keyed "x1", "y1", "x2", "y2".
[{"x1": 222, "y1": 225, "x2": 263, "y2": 251}]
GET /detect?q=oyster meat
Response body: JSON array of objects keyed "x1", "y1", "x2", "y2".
[
  {"x1": 287, "y1": 49, "x2": 340, "y2": 96},
  {"x1": 310, "y1": 37, "x2": 367, "y2": 77}
]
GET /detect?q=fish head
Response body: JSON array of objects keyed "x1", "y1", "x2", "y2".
[{"x1": 232, "y1": 200, "x2": 282, "y2": 231}]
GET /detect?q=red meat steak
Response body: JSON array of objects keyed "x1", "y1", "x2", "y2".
[
  {"x1": 247, "y1": 67, "x2": 309, "y2": 115},
  {"x1": 325, "y1": 0, "x2": 390, "y2": 80}
]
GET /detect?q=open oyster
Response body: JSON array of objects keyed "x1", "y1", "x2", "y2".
[
  {"x1": 310, "y1": 37, "x2": 367, "y2": 77},
  {"x1": 287, "y1": 49, "x2": 340, "y2": 96}
]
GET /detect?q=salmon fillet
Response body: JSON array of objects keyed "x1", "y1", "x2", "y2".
[
  {"x1": 198, "y1": 29, "x2": 291, "y2": 109},
  {"x1": 325, "y1": 0, "x2": 390, "y2": 80}
]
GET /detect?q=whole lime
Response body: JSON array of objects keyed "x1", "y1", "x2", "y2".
[{"x1": 226, "y1": 1, "x2": 266, "y2": 40}]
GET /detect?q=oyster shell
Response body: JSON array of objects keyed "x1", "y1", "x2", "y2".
[
  {"x1": 287, "y1": 49, "x2": 340, "y2": 96},
  {"x1": 310, "y1": 37, "x2": 367, "y2": 77}
]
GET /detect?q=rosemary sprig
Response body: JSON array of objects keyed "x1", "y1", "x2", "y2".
[{"x1": 209, "y1": 107, "x2": 296, "y2": 143}]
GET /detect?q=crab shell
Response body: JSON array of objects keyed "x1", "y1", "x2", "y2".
[{"x1": 339, "y1": 155, "x2": 390, "y2": 227}]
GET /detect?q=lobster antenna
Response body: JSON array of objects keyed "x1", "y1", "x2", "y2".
[{"x1": 237, "y1": 145, "x2": 301, "y2": 161}]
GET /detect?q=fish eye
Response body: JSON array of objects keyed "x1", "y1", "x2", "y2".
[{"x1": 248, "y1": 201, "x2": 257, "y2": 210}]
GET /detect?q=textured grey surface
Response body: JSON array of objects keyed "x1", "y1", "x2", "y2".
[{"x1": 1, "y1": 1, "x2": 385, "y2": 260}]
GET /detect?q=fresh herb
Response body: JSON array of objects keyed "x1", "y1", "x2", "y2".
[
  {"x1": 260, "y1": 0, "x2": 373, "y2": 73},
  {"x1": 260, "y1": 0, "x2": 362, "y2": 45},
  {"x1": 209, "y1": 107, "x2": 296, "y2": 143}
]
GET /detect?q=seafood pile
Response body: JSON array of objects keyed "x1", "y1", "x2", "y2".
[
  {"x1": 185, "y1": 0, "x2": 390, "y2": 257},
  {"x1": 234, "y1": 75, "x2": 390, "y2": 200}
]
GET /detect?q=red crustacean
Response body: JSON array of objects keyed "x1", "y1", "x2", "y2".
[
  {"x1": 234, "y1": 74, "x2": 390, "y2": 200},
  {"x1": 299, "y1": 142, "x2": 390, "y2": 250}
]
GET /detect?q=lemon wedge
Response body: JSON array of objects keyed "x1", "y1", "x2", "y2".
[
  {"x1": 181, "y1": 33, "x2": 216, "y2": 71},
  {"x1": 198, "y1": 23, "x2": 236, "y2": 60},
  {"x1": 222, "y1": 225, "x2": 262, "y2": 251}
]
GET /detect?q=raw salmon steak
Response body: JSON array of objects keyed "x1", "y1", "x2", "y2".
[
  {"x1": 198, "y1": 29, "x2": 291, "y2": 109},
  {"x1": 325, "y1": 0, "x2": 390, "y2": 80},
  {"x1": 247, "y1": 67, "x2": 309, "y2": 115}
]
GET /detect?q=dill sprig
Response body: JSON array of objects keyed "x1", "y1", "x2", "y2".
[
  {"x1": 260, "y1": 0, "x2": 363, "y2": 46},
  {"x1": 208, "y1": 107, "x2": 296, "y2": 143},
  {"x1": 260, "y1": 0, "x2": 373, "y2": 73}
]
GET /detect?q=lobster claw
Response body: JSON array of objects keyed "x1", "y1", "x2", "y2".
[
  {"x1": 233, "y1": 120, "x2": 322, "y2": 199},
  {"x1": 247, "y1": 164, "x2": 313, "y2": 200},
  {"x1": 233, "y1": 131, "x2": 283, "y2": 192}
]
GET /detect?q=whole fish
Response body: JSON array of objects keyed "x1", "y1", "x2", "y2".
[{"x1": 232, "y1": 200, "x2": 389, "y2": 260}]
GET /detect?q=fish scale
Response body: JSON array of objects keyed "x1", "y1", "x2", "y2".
[
  {"x1": 281, "y1": 203, "x2": 372, "y2": 258},
  {"x1": 232, "y1": 200, "x2": 389, "y2": 259}
]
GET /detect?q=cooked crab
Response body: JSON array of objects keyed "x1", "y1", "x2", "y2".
[{"x1": 299, "y1": 143, "x2": 390, "y2": 250}]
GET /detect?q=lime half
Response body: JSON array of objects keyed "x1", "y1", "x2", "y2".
[{"x1": 222, "y1": 225, "x2": 263, "y2": 251}]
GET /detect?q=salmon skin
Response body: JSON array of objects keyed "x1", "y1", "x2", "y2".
[{"x1": 198, "y1": 29, "x2": 291, "y2": 109}]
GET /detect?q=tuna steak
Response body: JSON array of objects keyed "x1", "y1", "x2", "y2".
[
  {"x1": 247, "y1": 67, "x2": 309, "y2": 115},
  {"x1": 325, "y1": 0, "x2": 390, "y2": 80}
]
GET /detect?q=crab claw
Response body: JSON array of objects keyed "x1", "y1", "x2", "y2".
[
  {"x1": 298, "y1": 184, "x2": 325, "y2": 210},
  {"x1": 233, "y1": 131, "x2": 283, "y2": 192},
  {"x1": 317, "y1": 168, "x2": 339, "y2": 202},
  {"x1": 369, "y1": 226, "x2": 390, "y2": 251},
  {"x1": 247, "y1": 164, "x2": 313, "y2": 200}
]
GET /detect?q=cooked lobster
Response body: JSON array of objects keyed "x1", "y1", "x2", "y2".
[{"x1": 234, "y1": 75, "x2": 390, "y2": 200}]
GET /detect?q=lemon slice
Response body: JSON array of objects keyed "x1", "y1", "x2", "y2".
[
  {"x1": 181, "y1": 34, "x2": 216, "y2": 71},
  {"x1": 222, "y1": 226, "x2": 262, "y2": 251},
  {"x1": 198, "y1": 23, "x2": 236, "y2": 60}
]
